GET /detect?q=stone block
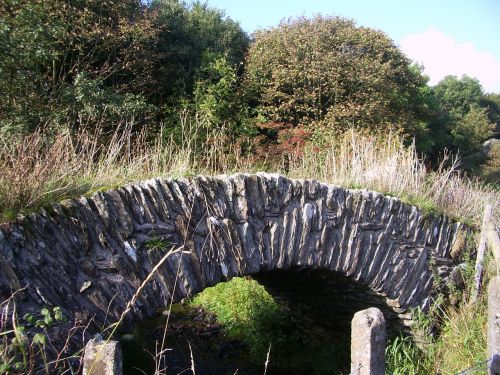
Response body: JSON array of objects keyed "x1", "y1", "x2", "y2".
[
  {"x1": 351, "y1": 307, "x2": 386, "y2": 375},
  {"x1": 83, "y1": 339, "x2": 122, "y2": 375},
  {"x1": 489, "y1": 276, "x2": 500, "y2": 375}
]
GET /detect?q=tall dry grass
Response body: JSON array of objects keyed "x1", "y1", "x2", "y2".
[
  {"x1": 287, "y1": 130, "x2": 499, "y2": 227},
  {"x1": 0, "y1": 118, "x2": 498, "y2": 227},
  {"x1": 0, "y1": 117, "x2": 245, "y2": 221}
]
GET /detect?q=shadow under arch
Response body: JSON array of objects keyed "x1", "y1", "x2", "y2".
[
  {"x1": 254, "y1": 268, "x2": 403, "y2": 337},
  {"x1": 122, "y1": 267, "x2": 404, "y2": 375}
]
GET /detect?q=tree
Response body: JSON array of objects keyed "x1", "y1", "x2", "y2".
[
  {"x1": 151, "y1": 0, "x2": 249, "y2": 104},
  {"x1": 432, "y1": 76, "x2": 496, "y2": 155},
  {"x1": 433, "y1": 75, "x2": 484, "y2": 118},
  {"x1": 410, "y1": 81, "x2": 453, "y2": 155},
  {"x1": 243, "y1": 16, "x2": 426, "y2": 138},
  {"x1": 451, "y1": 105, "x2": 495, "y2": 154},
  {"x1": 194, "y1": 53, "x2": 239, "y2": 129},
  {"x1": 481, "y1": 93, "x2": 500, "y2": 135},
  {"x1": 0, "y1": 0, "x2": 159, "y2": 136}
]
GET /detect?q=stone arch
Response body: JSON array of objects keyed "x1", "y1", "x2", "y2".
[{"x1": 0, "y1": 173, "x2": 465, "y2": 331}]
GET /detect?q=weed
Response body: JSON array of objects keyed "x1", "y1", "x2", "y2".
[
  {"x1": 287, "y1": 130, "x2": 498, "y2": 227},
  {"x1": 386, "y1": 293, "x2": 488, "y2": 375},
  {"x1": 0, "y1": 297, "x2": 80, "y2": 375},
  {"x1": 144, "y1": 237, "x2": 170, "y2": 252},
  {"x1": 433, "y1": 293, "x2": 488, "y2": 374},
  {"x1": 385, "y1": 335, "x2": 433, "y2": 375},
  {"x1": 387, "y1": 231, "x2": 493, "y2": 374}
]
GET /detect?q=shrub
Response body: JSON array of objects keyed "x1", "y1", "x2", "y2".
[
  {"x1": 452, "y1": 105, "x2": 495, "y2": 154},
  {"x1": 189, "y1": 277, "x2": 292, "y2": 361},
  {"x1": 244, "y1": 16, "x2": 426, "y2": 134}
]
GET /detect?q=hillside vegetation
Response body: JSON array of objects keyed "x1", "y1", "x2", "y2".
[
  {"x1": 1, "y1": 0, "x2": 498, "y2": 224},
  {"x1": 1, "y1": 0, "x2": 498, "y2": 152}
]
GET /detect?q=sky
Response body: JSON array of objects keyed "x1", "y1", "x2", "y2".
[{"x1": 204, "y1": 0, "x2": 500, "y2": 93}]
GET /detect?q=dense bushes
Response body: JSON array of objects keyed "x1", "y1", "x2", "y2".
[
  {"x1": 0, "y1": 0, "x2": 160, "y2": 136},
  {"x1": 0, "y1": 0, "x2": 249, "y2": 139},
  {"x1": 242, "y1": 18, "x2": 497, "y2": 158},
  {"x1": 1, "y1": 2, "x2": 497, "y2": 157},
  {"x1": 1, "y1": 0, "x2": 499, "y2": 222},
  {"x1": 431, "y1": 75, "x2": 497, "y2": 155},
  {"x1": 0, "y1": 6, "x2": 498, "y2": 373},
  {"x1": 1, "y1": 1, "x2": 498, "y2": 206},
  {"x1": 244, "y1": 16, "x2": 425, "y2": 134}
]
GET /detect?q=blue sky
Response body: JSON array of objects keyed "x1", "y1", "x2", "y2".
[{"x1": 204, "y1": 0, "x2": 500, "y2": 93}]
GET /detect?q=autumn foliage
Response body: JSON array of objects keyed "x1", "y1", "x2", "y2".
[{"x1": 244, "y1": 16, "x2": 426, "y2": 137}]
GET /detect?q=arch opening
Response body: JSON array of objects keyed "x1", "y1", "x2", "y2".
[{"x1": 122, "y1": 268, "x2": 402, "y2": 375}]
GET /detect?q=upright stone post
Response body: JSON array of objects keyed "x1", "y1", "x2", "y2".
[
  {"x1": 351, "y1": 307, "x2": 386, "y2": 375},
  {"x1": 83, "y1": 338, "x2": 123, "y2": 375},
  {"x1": 488, "y1": 276, "x2": 500, "y2": 375}
]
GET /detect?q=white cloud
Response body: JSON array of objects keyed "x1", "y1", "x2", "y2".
[{"x1": 400, "y1": 28, "x2": 500, "y2": 93}]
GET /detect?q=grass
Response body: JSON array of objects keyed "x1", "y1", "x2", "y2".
[
  {"x1": 385, "y1": 335, "x2": 432, "y2": 375},
  {"x1": 480, "y1": 142, "x2": 500, "y2": 184},
  {"x1": 461, "y1": 141, "x2": 500, "y2": 185},
  {"x1": 0, "y1": 121, "x2": 201, "y2": 221},
  {"x1": 286, "y1": 130, "x2": 499, "y2": 227},
  {"x1": 433, "y1": 294, "x2": 488, "y2": 373},
  {"x1": 0, "y1": 119, "x2": 498, "y2": 227},
  {"x1": 144, "y1": 237, "x2": 171, "y2": 252},
  {"x1": 0, "y1": 117, "x2": 498, "y2": 372},
  {"x1": 386, "y1": 294, "x2": 488, "y2": 375}
]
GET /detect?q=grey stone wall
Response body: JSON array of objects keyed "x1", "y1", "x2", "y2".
[{"x1": 0, "y1": 173, "x2": 465, "y2": 333}]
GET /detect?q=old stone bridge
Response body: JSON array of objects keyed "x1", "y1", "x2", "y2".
[{"x1": 0, "y1": 173, "x2": 466, "y2": 332}]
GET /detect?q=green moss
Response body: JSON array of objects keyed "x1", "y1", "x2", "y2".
[
  {"x1": 189, "y1": 276, "x2": 351, "y2": 374},
  {"x1": 405, "y1": 196, "x2": 439, "y2": 219},
  {"x1": 83, "y1": 183, "x2": 125, "y2": 197},
  {"x1": 189, "y1": 277, "x2": 288, "y2": 360},
  {"x1": 345, "y1": 182, "x2": 366, "y2": 191}
]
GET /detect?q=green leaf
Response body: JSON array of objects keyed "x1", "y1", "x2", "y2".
[
  {"x1": 40, "y1": 308, "x2": 50, "y2": 317},
  {"x1": 43, "y1": 315, "x2": 54, "y2": 326},
  {"x1": 0, "y1": 363, "x2": 11, "y2": 373},
  {"x1": 23, "y1": 313, "x2": 35, "y2": 324},
  {"x1": 53, "y1": 307, "x2": 64, "y2": 321},
  {"x1": 33, "y1": 333, "x2": 46, "y2": 346},
  {"x1": 11, "y1": 336, "x2": 25, "y2": 346},
  {"x1": 13, "y1": 362, "x2": 24, "y2": 371},
  {"x1": 16, "y1": 325, "x2": 25, "y2": 335}
]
